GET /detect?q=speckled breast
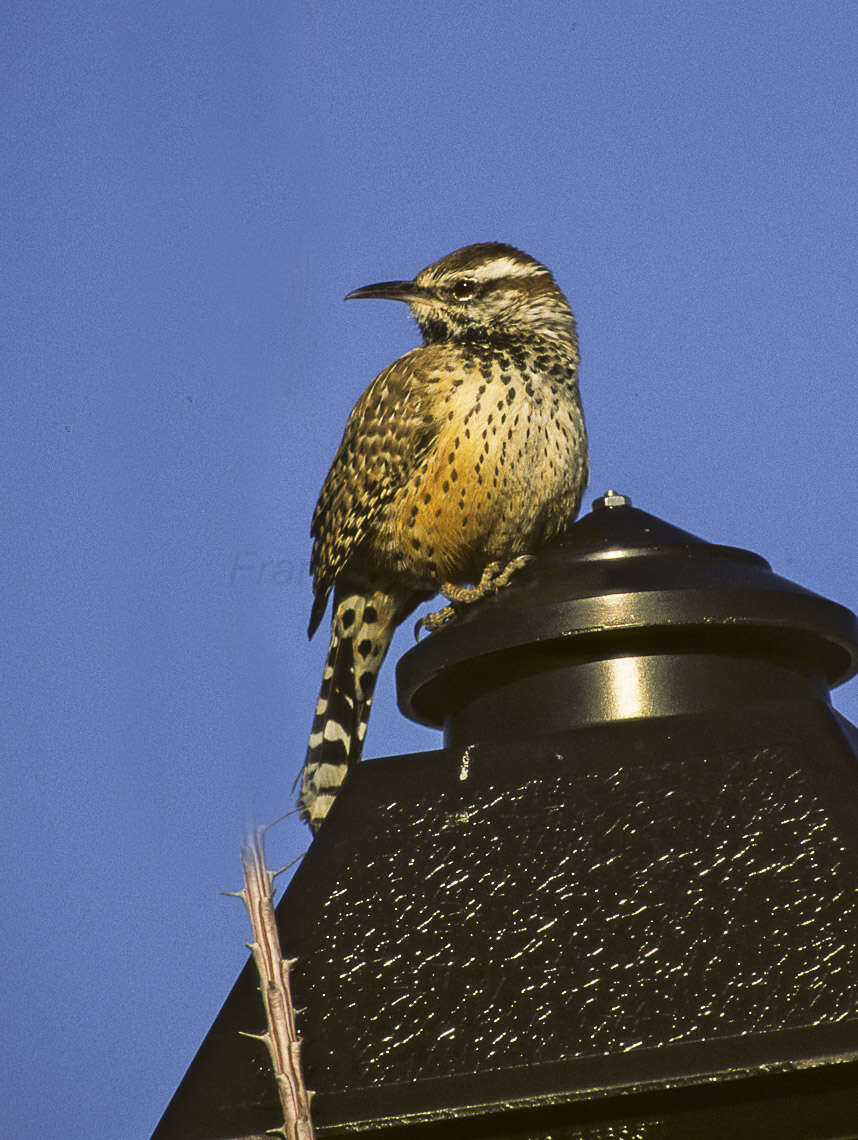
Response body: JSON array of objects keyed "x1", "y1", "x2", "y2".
[{"x1": 390, "y1": 341, "x2": 587, "y2": 584}]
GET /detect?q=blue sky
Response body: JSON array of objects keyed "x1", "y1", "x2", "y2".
[{"x1": 3, "y1": 3, "x2": 857, "y2": 1136}]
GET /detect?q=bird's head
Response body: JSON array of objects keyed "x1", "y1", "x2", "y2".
[{"x1": 345, "y1": 242, "x2": 577, "y2": 347}]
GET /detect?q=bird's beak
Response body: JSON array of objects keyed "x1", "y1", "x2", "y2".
[{"x1": 344, "y1": 280, "x2": 430, "y2": 304}]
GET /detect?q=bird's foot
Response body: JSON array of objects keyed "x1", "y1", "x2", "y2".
[{"x1": 415, "y1": 555, "x2": 534, "y2": 637}]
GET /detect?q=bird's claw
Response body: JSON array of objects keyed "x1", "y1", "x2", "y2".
[
  {"x1": 414, "y1": 603, "x2": 458, "y2": 639},
  {"x1": 413, "y1": 555, "x2": 535, "y2": 640}
]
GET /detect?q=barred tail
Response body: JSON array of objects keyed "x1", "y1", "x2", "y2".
[{"x1": 297, "y1": 590, "x2": 400, "y2": 832}]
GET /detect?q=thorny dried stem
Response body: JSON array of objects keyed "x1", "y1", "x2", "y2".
[{"x1": 231, "y1": 827, "x2": 315, "y2": 1140}]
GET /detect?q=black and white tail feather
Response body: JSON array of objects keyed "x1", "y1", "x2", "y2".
[{"x1": 297, "y1": 589, "x2": 402, "y2": 832}]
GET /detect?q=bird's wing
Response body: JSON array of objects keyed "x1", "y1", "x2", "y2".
[{"x1": 307, "y1": 346, "x2": 443, "y2": 637}]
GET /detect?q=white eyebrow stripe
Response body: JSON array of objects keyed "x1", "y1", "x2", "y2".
[{"x1": 469, "y1": 256, "x2": 548, "y2": 281}]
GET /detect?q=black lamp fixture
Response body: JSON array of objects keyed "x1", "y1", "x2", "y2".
[{"x1": 155, "y1": 493, "x2": 858, "y2": 1140}]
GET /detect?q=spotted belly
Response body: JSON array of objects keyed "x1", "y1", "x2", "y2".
[{"x1": 389, "y1": 375, "x2": 586, "y2": 585}]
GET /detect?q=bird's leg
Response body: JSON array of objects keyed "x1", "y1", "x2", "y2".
[{"x1": 416, "y1": 555, "x2": 535, "y2": 636}]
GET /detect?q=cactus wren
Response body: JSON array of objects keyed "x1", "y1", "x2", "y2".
[{"x1": 298, "y1": 243, "x2": 588, "y2": 831}]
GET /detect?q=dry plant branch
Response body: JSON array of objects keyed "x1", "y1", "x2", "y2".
[{"x1": 227, "y1": 827, "x2": 315, "y2": 1140}]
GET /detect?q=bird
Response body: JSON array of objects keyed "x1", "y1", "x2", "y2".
[{"x1": 297, "y1": 242, "x2": 588, "y2": 831}]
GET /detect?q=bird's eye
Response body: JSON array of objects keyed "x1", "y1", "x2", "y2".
[{"x1": 451, "y1": 279, "x2": 477, "y2": 302}]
